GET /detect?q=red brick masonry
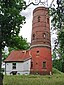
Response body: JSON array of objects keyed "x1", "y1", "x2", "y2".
[{"x1": 30, "y1": 7, "x2": 52, "y2": 75}]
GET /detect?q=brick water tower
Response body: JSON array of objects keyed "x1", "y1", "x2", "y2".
[{"x1": 30, "y1": 6, "x2": 52, "y2": 75}]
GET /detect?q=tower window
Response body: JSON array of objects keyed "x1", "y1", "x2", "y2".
[
  {"x1": 12, "y1": 63, "x2": 16, "y2": 69},
  {"x1": 43, "y1": 62, "x2": 46, "y2": 68},
  {"x1": 33, "y1": 34, "x2": 35, "y2": 40},
  {"x1": 43, "y1": 33, "x2": 46, "y2": 38},
  {"x1": 47, "y1": 18, "x2": 49, "y2": 24},
  {"x1": 36, "y1": 51, "x2": 39, "y2": 55},
  {"x1": 47, "y1": 33, "x2": 49, "y2": 40},
  {"x1": 38, "y1": 16, "x2": 40, "y2": 22},
  {"x1": 44, "y1": 42, "x2": 45, "y2": 44},
  {"x1": 36, "y1": 63, "x2": 38, "y2": 64},
  {"x1": 37, "y1": 51, "x2": 39, "y2": 53}
]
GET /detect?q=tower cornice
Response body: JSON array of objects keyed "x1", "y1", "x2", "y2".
[
  {"x1": 30, "y1": 44, "x2": 51, "y2": 49},
  {"x1": 33, "y1": 6, "x2": 48, "y2": 14}
]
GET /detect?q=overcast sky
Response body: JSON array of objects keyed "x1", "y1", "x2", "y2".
[{"x1": 19, "y1": 0, "x2": 57, "y2": 50}]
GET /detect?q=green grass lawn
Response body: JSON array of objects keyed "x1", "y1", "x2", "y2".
[{"x1": 3, "y1": 68, "x2": 64, "y2": 85}]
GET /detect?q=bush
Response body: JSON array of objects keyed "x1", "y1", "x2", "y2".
[{"x1": 52, "y1": 68, "x2": 63, "y2": 74}]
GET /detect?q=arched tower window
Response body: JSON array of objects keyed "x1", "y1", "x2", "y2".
[
  {"x1": 33, "y1": 34, "x2": 35, "y2": 40},
  {"x1": 38, "y1": 16, "x2": 40, "y2": 22},
  {"x1": 43, "y1": 61, "x2": 46, "y2": 68},
  {"x1": 43, "y1": 33, "x2": 46, "y2": 38},
  {"x1": 36, "y1": 51, "x2": 39, "y2": 56},
  {"x1": 47, "y1": 18, "x2": 49, "y2": 24}
]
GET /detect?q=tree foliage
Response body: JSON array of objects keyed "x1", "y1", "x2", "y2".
[
  {"x1": 49, "y1": 0, "x2": 64, "y2": 72},
  {"x1": 8, "y1": 35, "x2": 30, "y2": 50},
  {"x1": 0, "y1": 0, "x2": 27, "y2": 83},
  {"x1": 2, "y1": 35, "x2": 30, "y2": 61},
  {"x1": 49, "y1": 0, "x2": 64, "y2": 58},
  {"x1": 53, "y1": 59, "x2": 62, "y2": 72},
  {"x1": 0, "y1": 0, "x2": 26, "y2": 49}
]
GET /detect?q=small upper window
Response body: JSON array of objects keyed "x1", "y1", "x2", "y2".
[
  {"x1": 36, "y1": 51, "x2": 39, "y2": 56},
  {"x1": 36, "y1": 63, "x2": 38, "y2": 64},
  {"x1": 33, "y1": 34, "x2": 35, "y2": 40},
  {"x1": 37, "y1": 51, "x2": 39, "y2": 53},
  {"x1": 43, "y1": 33, "x2": 46, "y2": 38},
  {"x1": 38, "y1": 16, "x2": 40, "y2": 22},
  {"x1": 47, "y1": 18, "x2": 49, "y2": 24}
]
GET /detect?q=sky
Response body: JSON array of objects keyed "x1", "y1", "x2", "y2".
[{"x1": 19, "y1": 0, "x2": 57, "y2": 50}]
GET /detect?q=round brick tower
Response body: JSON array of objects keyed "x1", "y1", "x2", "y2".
[{"x1": 30, "y1": 7, "x2": 52, "y2": 75}]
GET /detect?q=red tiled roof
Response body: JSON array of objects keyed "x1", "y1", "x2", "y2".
[{"x1": 4, "y1": 50, "x2": 31, "y2": 62}]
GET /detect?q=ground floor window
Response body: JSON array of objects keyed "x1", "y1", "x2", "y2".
[
  {"x1": 12, "y1": 63, "x2": 16, "y2": 69},
  {"x1": 43, "y1": 61, "x2": 46, "y2": 68}
]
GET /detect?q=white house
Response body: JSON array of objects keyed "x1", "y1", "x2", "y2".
[{"x1": 4, "y1": 50, "x2": 31, "y2": 75}]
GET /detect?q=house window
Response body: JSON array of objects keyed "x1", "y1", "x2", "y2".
[
  {"x1": 38, "y1": 16, "x2": 40, "y2": 22},
  {"x1": 43, "y1": 62, "x2": 46, "y2": 68},
  {"x1": 33, "y1": 34, "x2": 35, "y2": 40},
  {"x1": 12, "y1": 63, "x2": 16, "y2": 69},
  {"x1": 31, "y1": 62, "x2": 33, "y2": 68}
]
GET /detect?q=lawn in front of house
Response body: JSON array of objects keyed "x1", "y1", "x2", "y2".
[{"x1": 3, "y1": 73, "x2": 64, "y2": 85}]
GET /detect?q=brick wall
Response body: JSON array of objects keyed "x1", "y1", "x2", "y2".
[{"x1": 30, "y1": 7, "x2": 52, "y2": 75}]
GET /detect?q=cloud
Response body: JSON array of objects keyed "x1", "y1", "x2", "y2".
[{"x1": 21, "y1": 8, "x2": 32, "y2": 19}]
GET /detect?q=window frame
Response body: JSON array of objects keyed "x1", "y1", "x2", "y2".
[
  {"x1": 36, "y1": 51, "x2": 39, "y2": 56},
  {"x1": 42, "y1": 61, "x2": 46, "y2": 69},
  {"x1": 32, "y1": 34, "x2": 35, "y2": 40},
  {"x1": 47, "y1": 18, "x2": 49, "y2": 24},
  {"x1": 12, "y1": 62, "x2": 16, "y2": 69},
  {"x1": 43, "y1": 33, "x2": 46, "y2": 39},
  {"x1": 38, "y1": 16, "x2": 40, "y2": 22}
]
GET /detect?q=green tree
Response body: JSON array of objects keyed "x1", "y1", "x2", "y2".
[
  {"x1": 49, "y1": 0, "x2": 64, "y2": 72},
  {"x1": 53, "y1": 59, "x2": 62, "y2": 72},
  {"x1": 0, "y1": 0, "x2": 26, "y2": 84},
  {"x1": 2, "y1": 36, "x2": 30, "y2": 61},
  {"x1": 8, "y1": 35, "x2": 30, "y2": 50}
]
